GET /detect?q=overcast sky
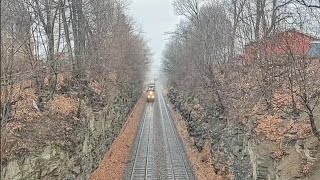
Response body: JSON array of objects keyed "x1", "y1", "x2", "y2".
[{"x1": 129, "y1": 0, "x2": 180, "y2": 76}]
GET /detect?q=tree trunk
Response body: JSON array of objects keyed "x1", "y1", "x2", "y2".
[
  {"x1": 60, "y1": 0, "x2": 74, "y2": 70},
  {"x1": 70, "y1": 0, "x2": 86, "y2": 79}
]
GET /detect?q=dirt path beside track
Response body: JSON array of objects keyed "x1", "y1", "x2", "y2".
[{"x1": 90, "y1": 97, "x2": 145, "y2": 180}]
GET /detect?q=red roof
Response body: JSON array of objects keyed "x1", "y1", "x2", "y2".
[{"x1": 244, "y1": 29, "x2": 319, "y2": 63}]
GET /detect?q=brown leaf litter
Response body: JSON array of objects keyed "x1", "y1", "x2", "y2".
[{"x1": 90, "y1": 96, "x2": 145, "y2": 180}]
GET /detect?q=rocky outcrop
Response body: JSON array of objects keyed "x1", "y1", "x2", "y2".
[
  {"x1": 168, "y1": 86, "x2": 252, "y2": 179},
  {"x1": 1, "y1": 87, "x2": 141, "y2": 180},
  {"x1": 168, "y1": 86, "x2": 320, "y2": 180}
]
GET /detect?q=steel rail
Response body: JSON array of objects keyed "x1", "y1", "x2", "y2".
[
  {"x1": 158, "y1": 92, "x2": 175, "y2": 179},
  {"x1": 159, "y1": 88, "x2": 192, "y2": 180},
  {"x1": 129, "y1": 104, "x2": 154, "y2": 180}
]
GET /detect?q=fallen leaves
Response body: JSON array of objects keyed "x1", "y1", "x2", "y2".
[
  {"x1": 256, "y1": 115, "x2": 312, "y2": 141},
  {"x1": 14, "y1": 88, "x2": 41, "y2": 121},
  {"x1": 90, "y1": 97, "x2": 145, "y2": 180},
  {"x1": 172, "y1": 107, "x2": 223, "y2": 180},
  {"x1": 270, "y1": 148, "x2": 288, "y2": 160},
  {"x1": 89, "y1": 80, "x2": 103, "y2": 95},
  {"x1": 48, "y1": 95, "x2": 78, "y2": 115},
  {"x1": 1, "y1": 75, "x2": 82, "y2": 161},
  {"x1": 302, "y1": 162, "x2": 314, "y2": 175}
]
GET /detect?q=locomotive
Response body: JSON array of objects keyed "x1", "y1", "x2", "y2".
[{"x1": 146, "y1": 82, "x2": 155, "y2": 102}]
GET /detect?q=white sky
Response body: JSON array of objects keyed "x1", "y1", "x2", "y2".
[{"x1": 129, "y1": 0, "x2": 180, "y2": 76}]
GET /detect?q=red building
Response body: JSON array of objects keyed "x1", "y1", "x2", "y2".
[{"x1": 244, "y1": 29, "x2": 319, "y2": 64}]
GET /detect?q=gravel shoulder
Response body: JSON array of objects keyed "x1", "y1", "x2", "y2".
[{"x1": 90, "y1": 96, "x2": 146, "y2": 180}]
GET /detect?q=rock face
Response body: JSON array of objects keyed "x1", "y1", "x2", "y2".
[
  {"x1": 168, "y1": 86, "x2": 253, "y2": 179},
  {"x1": 1, "y1": 88, "x2": 140, "y2": 180},
  {"x1": 168, "y1": 86, "x2": 320, "y2": 180}
]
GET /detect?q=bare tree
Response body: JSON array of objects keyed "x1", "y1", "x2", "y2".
[
  {"x1": 295, "y1": 0, "x2": 320, "y2": 8},
  {"x1": 173, "y1": 0, "x2": 200, "y2": 24},
  {"x1": 1, "y1": 0, "x2": 150, "y2": 127}
]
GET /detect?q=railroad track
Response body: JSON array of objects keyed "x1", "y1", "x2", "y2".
[
  {"x1": 128, "y1": 104, "x2": 155, "y2": 180},
  {"x1": 158, "y1": 89, "x2": 194, "y2": 180},
  {"x1": 126, "y1": 88, "x2": 194, "y2": 180}
]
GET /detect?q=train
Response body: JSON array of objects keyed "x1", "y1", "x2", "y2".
[{"x1": 146, "y1": 81, "x2": 156, "y2": 102}]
